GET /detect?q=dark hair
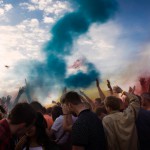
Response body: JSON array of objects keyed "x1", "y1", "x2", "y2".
[
  {"x1": 46, "y1": 107, "x2": 52, "y2": 115},
  {"x1": 95, "y1": 107, "x2": 107, "y2": 116},
  {"x1": 61, "y1": 91, "x2": 82, "y2": 105},
  {"x1": 30, "y1": 101, "x2": 44, "y2": 113},
  {"x1": 8, "y1": 103, "x2": 36, "y2": 127},
  {"x1": 104, "y1": 96, "x2": 120, "y2": 111},
  {"x1": 95, "y1": 98, "x2": 101, "y2": 104},
  {"x1": 26, "y1": 112, "x2": 55, "y2": 150},
  {"x1": 51, "y1": 105, "x2": 63, "y2": 121}
]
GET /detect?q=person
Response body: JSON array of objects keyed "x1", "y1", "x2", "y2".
[
  {"x1": 15, "y1": 112, "x2": 58, "y2": 150},
  {"x1": 0, "y1": 102, "x2": 36, "y2": 150},
  {"x1": 11, "y1": 87, "x2": 25, "y2": 110},
  {"x1": 136, "y1": 93, "x2": 150, "y2": 150},
  {"x1": 50, "y1": 105, "x2": 76, "y2": 150},
  {"x1": 79, "y1": 79, "x2": 106, "y2": 112},
  {"x1": 102, "y1": 86, "x2": 140, "y2": 150},
  {"x1": 61, "y1": 91, "x2": 106, "y2": 150},
  {"x1": 30, "y1": 101, "x2": 53, "y2": 129},
  {"x1": 95, "y1": 107, "x2": 107, "y2": 120}
]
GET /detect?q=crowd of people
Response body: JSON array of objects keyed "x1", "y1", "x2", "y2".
[{"x1": 0, "y1": 78, "x2": 150, "y2": 150}]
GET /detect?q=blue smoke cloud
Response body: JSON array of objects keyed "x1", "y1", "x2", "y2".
[
  {"x1": 65, "y1": 63, "x2": 100, "y2": 88},
  {"x1": 27, "y1": 0, "x2": 118, "y2": 93}
]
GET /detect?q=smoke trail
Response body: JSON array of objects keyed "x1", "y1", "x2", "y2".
[{"x1": 27, "y1": 0, "x2": 118, "y2": 94}]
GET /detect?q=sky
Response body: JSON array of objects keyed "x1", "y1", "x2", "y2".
[{"x1": 0, "y1": 0, "x2": 150, "y2": 104}]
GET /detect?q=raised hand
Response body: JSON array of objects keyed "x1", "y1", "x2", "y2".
[
  {"x1": 15, "y1": 135, "x2": 28, "y2": 150},
  {"x1": 62, "y1": 104, "x2": 70, "y2": 115},
  {"x1": 1, "y1": 97, "x2": 6, "y2": 102},
  {"x1": 18, "y1": 87, "x2": 25, "y2": 95},
  {"x1": 96, "y1": 78, "x2": 100, "y2": 87},
  {"x1": 107, "y1": 80, "x2": 113, "y2": 95},
  {"x1": 128, "y1": 87, "x2": 133, "y2": 93},
  {"x1": 6, "y1": 95, "x2": 12, "y2": 102},
  {"x1": 113, "y1": 86, "x2": 123, "y2": 94},
  {"x1": 140, "y1": 78, "x2": 146, "y2": 86},
  {"x1": 107, "y1": 80, "x2": 111, "y2": 89}
]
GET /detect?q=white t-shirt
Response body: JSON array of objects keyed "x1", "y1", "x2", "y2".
[{"x1": 23, "y1": 147, "x2": 43, "y2": 150}]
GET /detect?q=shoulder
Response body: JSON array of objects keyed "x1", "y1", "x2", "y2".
[
  {"x1": 102, "y1": 113, "x2": 118, "y2": 125},
  {"x1": 103, "y1": 114, "x2": 113, "y2": 121},
  {"x1": 54, "y1": 115, "x2": 63, "y2": 122},
  {"x1": 138, "y1": 109, "x2": 150, "y2": 119}
]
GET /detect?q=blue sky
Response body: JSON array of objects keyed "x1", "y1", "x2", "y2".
[{"x1": 0, "y1": 0, "x2": 150, "y2": 104}]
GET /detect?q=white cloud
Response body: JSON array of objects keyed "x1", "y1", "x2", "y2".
[
  {"x1": 0, "y1": 8, "x2": 4, "y2": 15},
  {"x1": 43, "y1": 16, "x2": 55, "y2": 24},
  {"x1": 0, "y1": 2, "x2": 13, "y2": 22},
  {"x1": 0, "y1": 2, "x2": 13, "y2": 16},
  {"x1": 0, "y1": 18, "x2": 50, "y2": 92},
  {"x1": 4, "y1": 4, "x2": 13, "y2": 11},
  {"x1": 20, "y1": 0, "x2": 72, "y2": 24}
]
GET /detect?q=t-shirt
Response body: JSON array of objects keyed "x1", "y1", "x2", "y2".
[
  {"x1": 23, "y1": 147, "x2": 43, "y2": 150},
  {"x1": 43, "y1": 114, "x2": 53, "y2": 129},
  {"x1": 136, "y1": 109, "x2": 150, "y2": 150},
  {"x1": 72, "y1": 109, "x2": 106, "y2": 150},
  {"x1": 51, "y1": 115, "x2": 77, "y2": 145}
]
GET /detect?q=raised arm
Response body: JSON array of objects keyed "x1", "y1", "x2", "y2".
[
  {"x1": 107, "y1": 80, "x2": 113, "y2": 95},
  {"x1": 113, "y1": 86, "x2": 140, "y2": 118},
  {"x1": 96, "y1": 78, "x2": 105, "y2": 101},
  {"x1": 12, "y1": 87, "x2": 25, "y2": 109},
  {"x1": 5, "y1": 95, "x2": 12, "y2": 112},
  {"x1": 62, "y1": 104, "x2": 73, "y2": 132},
  {"x1": 128, "y1": 86, "x2": 136, "y2": 94},
  {"x1": 79, "y1": 90, "x2": 94, "y2": 110},
  {"x1": 25, "y1": 79, "x2": 32, "y2": 103},
  {"x1": 140, "y1": 78, "x2": 147, "y2": 93}
]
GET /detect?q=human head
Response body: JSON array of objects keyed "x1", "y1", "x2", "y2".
[
  {"x1": 25, "y1": 112, "x2": 51, "y2": 149},
  {"x1": 26, "y1": 112, "x2": 47, "y2": 138},
  {"x1": 61, "y1": 91, "x2": 82, "y2": 104},
  {"x1": 94, "y1": 98, "x2": 102, "y2": 108},
  {"x1": 46, "y1": 107, "x2": 52, "y2": 116},
  {"x1": 95, "y1": 107, "x2": 107, "y2": 120},
  {"x1": 51, "y1": 105, "x2": 63, "y2": 121},
  {"x1": 61, "y1": 91, "x2": 82, "y2": 115},
  {"x1": 8, "y1": 102, "x2": 36, "y2": 136},
  {"x1": 104, "y1": 96, "x2": 120, "y2": 113},
  {"x1": 30, "y1": 101, "x2": 44, "y2": 113},
  {"x1": 141, "y1": 93, "x2": 150, "y2": 110}
]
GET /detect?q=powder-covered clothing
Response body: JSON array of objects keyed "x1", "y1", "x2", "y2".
[{"x1": 103, "y1": 93, "x2": 140, "y2": 150}]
